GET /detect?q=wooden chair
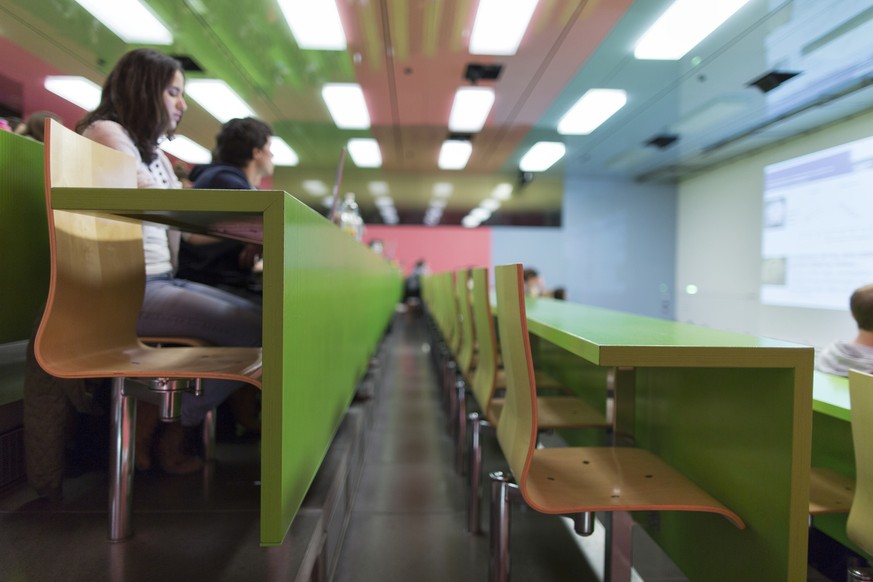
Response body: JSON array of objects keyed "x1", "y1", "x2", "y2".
[
  {"x1": 466, "y1": 266, "x2": 609, "y2": 534},
  {"x1": 488, "y1": 263, "x2": 745, "y2": 581},
  {"x1": 847, "y1": 370, "x2": 873, "y2": 579},
  {"x1": 34, "y1": 119, "x2": 262, "y2": 541}
]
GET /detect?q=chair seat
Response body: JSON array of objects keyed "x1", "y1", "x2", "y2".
[
  {"x1": 523, "y1": 446, "x2": 745, "y2": 528},
  {"x1": 488, "y1": 395, "x2": 607, "y2": 429},
  {"x1": 809, "y1": 467, "x2": 854, "y2": 515},
  {"x1": 48, "y1": 343, "x2": 262, "y2": 385}
]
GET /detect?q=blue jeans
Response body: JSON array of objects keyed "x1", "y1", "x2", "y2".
[{"x1": 139, "y1": 275, "x2": 262, "y2": 426}]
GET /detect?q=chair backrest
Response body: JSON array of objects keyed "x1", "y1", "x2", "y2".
[
  {"x1": 455, "y1": 269, "x2": 476, "y2": 377},
  {"x1": 493, "y1": 263, "x2": 538, "y2": 481},
  {"x1": 848, "y1": 369, "x2": 873, "y2": 555},
  {"x1": 34, "y1": 119, "x2": 143, "y2": 376},
  {"x1": 469, "y1": 267, "x2": 498, "y2": 419}
]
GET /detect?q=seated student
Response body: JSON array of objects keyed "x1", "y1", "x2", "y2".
[
  {"x1": 176, "y1": 117, "x2": 273, "y2": 302},
  {"x1": 523, "y1": 267, "x2": 550, "y2": 298},
  {"x1": 76, "y1": 49, "x2": 262, "y2": 474},
  {"x1": 816, "y1": 283, "x2": 873, "y2": 376}
]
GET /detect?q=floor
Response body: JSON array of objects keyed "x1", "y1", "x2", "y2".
[{"x1": 0, "y1": 311, "x2": 848, "y2": 581}]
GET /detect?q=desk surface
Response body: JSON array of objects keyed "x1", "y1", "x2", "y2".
[
  {"x1": 52, "y1": 186, "x2": 402, "y2": 546},
  {"x1": 523, "y1": 297, "x2": 810, "y2": 367},
  {"x1": 813, "y1": 370, "x2": 850, "y2": 421}
]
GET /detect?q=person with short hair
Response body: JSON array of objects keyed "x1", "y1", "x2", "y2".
[
  {"x1": 176, "y1": 117, "x2": 273, "y2": 301},
  {"x1": 816, "y1": 283, "x2": 873, "y2": 376}
]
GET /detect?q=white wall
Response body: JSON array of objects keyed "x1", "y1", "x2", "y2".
[
  {"x1": 564, "y1": 176, "x2": 676, "y2": 319},
  {"x1": 490, "y1": 227, "x2": 567, "y2": 291},
  {"x1": 676, "y1": 110, "x2": 873, "y2": 348}
]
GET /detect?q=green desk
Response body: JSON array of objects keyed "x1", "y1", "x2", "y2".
[
  {"x1": 515, "y1": 297, "x2": 813, "y2": 581},
  {"x1": 810, "y1": 371, "x2": 868, "y2": 558},
  {"x1": 51, "y1": 187, "x2": 402, "y2": 545}
]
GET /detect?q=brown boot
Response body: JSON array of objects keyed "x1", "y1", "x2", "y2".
[
  {"x1": 157, "y1": 422, "x2": 204, "y2": 475},
  {"x1": 135, "y1": 401, "x2": 160, "y2": 471}
]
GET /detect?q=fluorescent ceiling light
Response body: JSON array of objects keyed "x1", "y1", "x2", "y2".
[
  {"x1": 634, "y1": 0, "x2": 751, "y2": 60},
  {"x1": 185, "y1": 79, "x2": 255, "y2": 123},
  {"x1": 322, "y1": 84, "x2": 371, "y2": 129},
  {"x1": 429, "y1": 199, "x2": 447, "y2": 209},
  {"x1": 470, "y1": 207, "x2": 492, "y2": 221},
  {"x1": 278, "y1": 0, "x2": 346, "y2": 50},
  {"x1": 375, "y1": 195, "x2": 394, "y2": 208},
  {"x1": 519, "y1": 141, "x2": 565, "y2": 172},
  {"x1": 72, "y1": 0, "x2": 173, "y2": 44},
  {"x1": 302, "y1": 180, "x2": 328, "y2": 196},
  {"x1": 368, "y1": 181, "x2": 389, "y2": 196},
  {"x1": 449, "y1": 87, "x2": 495, "y2": 132},
  {"x1": 480, "y1": 198, "x2": 500, "y2": 211},
  {"x1": 438, "y1": 140, "x2": 473, "y2": 170},
  {"x1": 347, "y1": 138, "x2": 382, "y2": 168},
  {"x1": 159, "y1": 135, "x2": 211, "y2": 164},
  {"x1": 44, "y1": 76, "x2": 102, "y2": 111},
  {"x1": 492, "y1": 183, "x2": 513, "y2": 201},
  {"x1": 270, "y1": 137, "x2": 299, "y2": 166},
  {"x1": 557, "y1": 89, "x2": 627, "y2": 135},
  {"x1": 469, "y1": 0, "x2": 539, "y2": 55},
  {"x1": 433, "y1": 182, "x2": 454, "y2": 197},
  {"x1": 462, "y1": 215, "x2": 480, "y2": 228}
]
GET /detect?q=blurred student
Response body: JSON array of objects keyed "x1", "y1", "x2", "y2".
[
  {"x1": 817, "y1": 283, "x2": 873, "y2": 376},
  {"x1": 177, "y1": 117, "x2": 272, "y2": 303}
]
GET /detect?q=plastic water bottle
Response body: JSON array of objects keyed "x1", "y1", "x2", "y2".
[{"x1": 337, "y1": 192, "x2": 364, "y2": 241}]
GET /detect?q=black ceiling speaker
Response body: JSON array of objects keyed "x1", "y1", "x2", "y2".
[
  {"x1": 747, "y1": 70, "x2": 800, "y2": 93},
  {"x1": 464, "y1": 63, "x2": 503, "y2": 84},
  {"x1": 646, "y1": 134, "x2": 679, "y2": 149}
]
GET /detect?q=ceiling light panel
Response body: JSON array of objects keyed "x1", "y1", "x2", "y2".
[
  {"x1": 185, "y1": 79, "x2": 255, "y2": 123},
  {"x1": 44, "y1": 76, "x2": 102, "y2": 111},
  {"x1": 634, "y1": 0, "x2": 751, "y2": 60},
  {"x1": 72, "y1": 0, "x2": 173, "y2": 44},
  {"x1": 438, "y1": 140, "x2": 473, "y2": 170},
  {"x1": 469, "y1": 0, "x2": 539, "y2": 55},
  {"x1": 159, "y1": 135, "x2": 211, "y2": 164},
  {"x1": 278, "y1": 0, "x2": 346, "y2": 50},
  {"x1": 519, "y1": 141, "x2": 566, "y2": 172},
  {"x1": 557, "y1": 89, "x2": 627, "y2": 135},
  {"x1": 322, "y1": 84, "x2": 371, "y2": 129},
  {"x1": 347, "y1": 138, "x2": 382, "y2": 168},
  {"x1": 270, "y1": 137, "x2": 299, "y2": 166},
  {"x1": 491, "y1": 183, "x2": 513, "y2": 201},
  {"x1": 449, "y1": 87, "x2": 496, "y2": 132}
]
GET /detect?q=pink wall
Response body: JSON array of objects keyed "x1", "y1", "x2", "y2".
[
  {"x1": 364, "y1": 225, "x2": 491, "y2": 276},
  {"x1": 0, "y1": 38, "x2": 89, "y2": 128}
]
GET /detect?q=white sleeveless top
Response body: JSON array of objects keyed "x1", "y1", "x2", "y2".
[{"x1": 82, "y1": 120, "x2": 180, "y2": 276}]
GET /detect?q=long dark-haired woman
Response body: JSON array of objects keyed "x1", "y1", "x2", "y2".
[{"x1": 77, "y1": 49, "x2": 261, "y2": 474}]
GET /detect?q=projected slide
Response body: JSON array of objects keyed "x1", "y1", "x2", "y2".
[{"x1": 761, "y1": 134, "x2": 873, "y2": 310}]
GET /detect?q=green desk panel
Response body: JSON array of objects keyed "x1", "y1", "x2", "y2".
[
  {"x1": 809, "y1": 371, "x2": 870, "y2": 560},
  {"x1": 517, "y1": 297, "x2": 814, "y2": 582},
  {"x1": 0, "y1": 132, "x2": 50, "y2": 343},
  {"x1": 52, "y1": 187, "x2": 402, "y2": 545}
]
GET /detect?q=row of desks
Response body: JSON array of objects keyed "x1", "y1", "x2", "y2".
[
  {"x1": 516, "y1": 297, "x2": 813, "y2": 581},
  {"x1": 50, "y1": 186, "x2": 402, "y2": 545}
]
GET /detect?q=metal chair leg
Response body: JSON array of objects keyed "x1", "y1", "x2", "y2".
[
  {"x1": 468, "y1": 413, "x2": 483, "y2": 534},
  {"x1": 455, "y1": 382, "x2": 466, "y2": 474},
  {"x1": 202, "y1": 408, "x2": 216, "y2": 461},
  {"x1": 109, "y1": 377, "x2": 135, "y2": 542},
  {"x1": 848, "y1": 564, "x2": 873, "y2": 581},
  {"x1": 490, "y1": 471, "x2": 517, "y2": 582}
]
